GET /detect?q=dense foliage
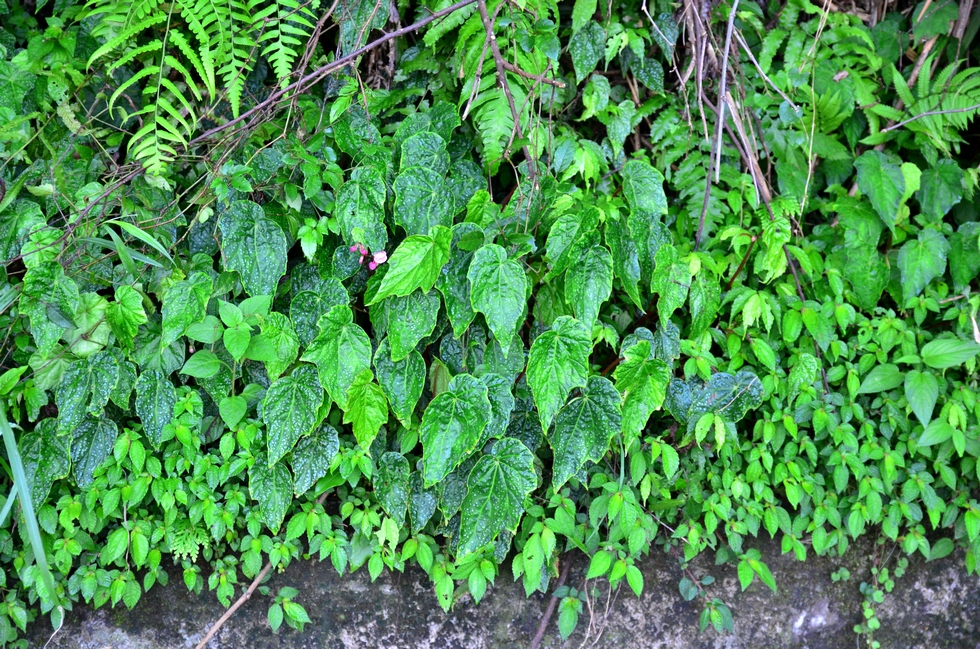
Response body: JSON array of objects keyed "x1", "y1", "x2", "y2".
[{"x1": 1, "y1": 0, "x2": 979, "y2": 644}]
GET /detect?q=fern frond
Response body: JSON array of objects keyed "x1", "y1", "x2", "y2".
[
  {"x1": 109, "y1": 66, "x2": 159, "y2": 115},
  {"x1": 106, "y1": 40, "x2": 164, "y2": 75},
  {"x1": 87, "y1": 14, "x2": 167, "y2": 67}
]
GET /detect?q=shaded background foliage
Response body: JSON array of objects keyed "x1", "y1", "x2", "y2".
[{"x1": 1, "y1": 0, "x2": 980, "y2": 644}]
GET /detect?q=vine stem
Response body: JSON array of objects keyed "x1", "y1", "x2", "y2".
[
  {"x1": 194, "y1": 561, "x2": 273, "y2": 649},
  {"x1": 528, "y1": 556, "x2": 572, "y2": 649}
]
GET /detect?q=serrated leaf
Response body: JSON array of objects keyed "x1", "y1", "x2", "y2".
[
  {"x1": 437, "y1": 223, "x2": 482, "y2": 337},
  {"x1": 385, "y1": 290, "x2": 441, "y2": 361},
  {"x1": 605, "y1": 216, "x2": 643, "y2": 309},
  {"x1": 290, "y1": 280, "x2": 349, "y2": 346},
  {"x1": 920, "y1": 338, "x2": 980, "y2": 369},
  {"x1": 546, "y1": 208, "x2": 599, "y2": 281},
  {"x1": 855, "y1": 151, "x2": 904, "y2": 230},
  {"x1": 614, "y1": 341, "x2": 669, "y2": 440},
  {"x1": 400, "y1": 132, "x2": 449, "y2": 175},
  {"x1": 527, "y1": 316, "x2": 591, "y2": 433},
  {"x1": 897, "y1": 229, "x2": 949, "y2": 302},
  {"x1": 20, "y1": 420, "x2": 70, "y2": 510},
  {"x1": 135, "y1": 370, "x2": 176, "y2": 446},
  {"x1": 904, "y1": 370, "x2": 938, "y2": 426},
  {"x1": 394, "y1": 166, "x2": 453, "y2": 236},
  {"x1": 343, "y1": 370, "x2": 389, "y2": 449},
  {"x1": 479, "y1": 373, "x2": 515, "y2": 446},
  {"x1": 263, "y1": 365, "x2": 324, "y2": 466},
  {"x1": 374, "y1": 338, "x2": 425, "y2": 426},
  {"x1": 565, "y1": 243, "x2": 613, "y2": 332},
  {"x1": 161, "y1": 272, "x2": 212, "y2": 346},
  {"x1": 375, "y1": 452, "x2": 410, "y2": 525},
  {"x1": 622, "y1": 160, "x2": 668, "y2": 216},
  {"x1": 106, "y1": 285, "x2": 147, "y2": 349},
  {"x1": 56, "y1": 352, "x2": 118, "y2": 435},
  {"x1": 948, "y1": 223, "x2": 980, "y2": 291},
  {"x1": 71, "y1": 417, "x2": 118, "y2": 488},
  {"x1": 367, "y1": 225, "x2": 451, "y2": 304},
  {"x1": 301, "y1": 304, "x2": 371, "y2": 409},
  {"x1": 665, "y1": 372, "x2": 763, "y2": 429},
  {"x1": 569, "y1": 21, "x2": 604, "y2": 84},
  {"x1": 688, "y1": 270, "x2": 720, "y2": 338},
  {"x1": 918, "y1": 419, "x2": 954, "y2": 447},
  {"x1": 420, "y1": 373, "x2": 491, "y2": 486},
  {"x1": 255, "y1": 312, "x2": 299, "y2": 381},
  {"x1": 468, "y1": 244, "x2": 527, "y2": 358},
  {"x1": 290, "y1": 424, "x2": 340, "y2": 495},
  {"x1": 650, "y1": 244, "x2": 690, "y2": 326},
  {"x1": 218, "y1": 201, "x2": 287, "y2": 297},
  {"x1": 336, "y1": 166, "x2": 387, "y2": 251},
  {"x1": 801, "y1": 306, "x2": 833, "y2": 352},
  {"x1": 0, "y1": 200, "x2": 44, "y2": 260},
  {"x1": 550, "y1": 376, "x2": 621, "y2": 488},
  {"x1": 458, "y1": 438, "x2": 536, "y2": 556},
  {"x1": 249, "y1": 458, "x2": 292, "y2": 533}
]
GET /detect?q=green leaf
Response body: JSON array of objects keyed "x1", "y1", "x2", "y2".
[
  {"x1": 420, "y1": 373, "x2": 491, "y2": 486},
  {"x1": 161, "y1": 272, "x2": 213, "y2": 346},
  {"x1": 605, "y1": 216, "x2": 643, "y2": 310},
  {"x1": 569, "y1": 22, "x2": 605, "y2": 84},
  {"x1": 527, "y1": 316, "x2": 591, "y2": 433},
  {"x1": 249, "y1": 458, "x2": 292, "y2": 533},
  {"x1": 302, "y1": 305, "x2": 371, "y2": 409},
  {"x1": 897, "y1": 229, "x2": 949, "y2": 302},
  {"x1": 479, "y1": 373, "x2": 515, "y2": 445},
  {"x1": 546, "y1": 208, "x2": 599, "y2": 281},
  {"x1": 857, "y1": 364, "x2": 904, "y2": 394},
  {"x1": 948, "y1": 223, "x2": 980, "y2": 291},
  {"x1": 337, "y1": 167, "x2": 387, "y2": 251},
  {"x1": 920, "y1": 338, "x2": 980, "y2": 369},
  {"x1": 385, "y1": 290, "x2": 440, "y2": 361},
  {"x1": 219, "y1": 395, "x2": 247, "y2": 430},
  {"x1": 21, "y1": 262, "x2": 79, "y2": 357},
  {"x1": 263, "y1": 365, "x2": 324, "y2": 466},
  {"x1": 290, "y1": 280, "x2": 349, "y2": 346},
  {"x1": 106, "y1": 286, "x2": 147, "y2": 349},
  {"x1": 649, "y1": 244, "x2": 690, "y2": 326},
  {"x1": 918, "y1": 419, "x2": 954, "y2": 447},
  {"x1": 367, "y1": 226, "x2": 451, "y2": 304},
  {"x1": 375, "y1": 452, "x2": 410, "y2": 525},
  {"x1": 855, "y1": 150, "x2": 904, "y2": 230},
  {"x1": 801, "y1": 305, "x2": 833, "y2": 352},
  {"x1": 458, "y1": 438, "x2": 536, "y2": 556},
  {"x1": 468, "y1": 244, "x2": 528, "y2": 358},
  {"x1": 135, "y1": 370, "x2": 176, "y2": 446},
  {"x1": 394, "y1": 166, "x2": 453, "y2": 236},
  {"x1": 180, "y1": 350, "x2": 222, "y2": 378},
  {"x1": 550, "y1": 376, "x2": 621, "y2": 488},
  {"x1": 71, "y1": 417, "x2": 118, "y2": 488},
  {"x1": 400, "y1": 132, "x2": 450, "y2": 175},
  {"x1": 437, "y1": 223, "x2": 481, "y2": 337},
  {"x1": 20, "y1": 421, "x2": 70, "y2": 510},
  {"x1": 688, "y1": 269, "x2": 720, "y2": 339},
  {"x1": 664, "y1": 371, "x2": 763, "y2": 429},
  {"x1": 219, "y1": 201, "x2": 287, "y2": 297},
  {"x1": 254, "y1": 313, "x2": 299, "y2": 381},
  {"x1": 843, "y1": 242, "x2": 888, "y2": 311},
  {"x1": 56, "y1": 352, "x2": 118, "y2": 435},
  {"x1": 614, "y1": 341, "x2": 669, "y2": 440},
  {"x1": 290, "y1": 424, "x2": 340, "y2": 496},
  {"x1": 571, "y1": 0, "x2": 597, "y2": 31},
  {"x1": 904, "y1": 370, "x2": 938, "y2": 426},
  {"x1": 621, "y1": 160, "x2": 668, "y2": 216},
  {"x1": 565, "y1": 243, "x2": 613, "y2": 332},
  {"x1": 373, "y1": 338, "x2": 425, "y2": 426},
  {"x1": 343, "y1": 370, "x2": 389, "y2": 449},
  {"x1": 916, "y1": 160, "x2": 963, "y2": 222}
]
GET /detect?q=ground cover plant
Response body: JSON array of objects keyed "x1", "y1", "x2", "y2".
[{"x1": 1, "y1": 0, "x2": 979, "y2": 645}]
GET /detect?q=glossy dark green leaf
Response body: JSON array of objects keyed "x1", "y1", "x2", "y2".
[
  {"x1": 437, "y1": 223, "x2": 482, "y2": 337},
  {"x1": 565, "y1": 243, "x2": 612, "y2": 332},
  {"x1": 291, "y1": 424, "x2": 340, "y2": 496},
  {"x1": 375, "y1": 452, "x2": 410, "y2": 525},
  {"x1": 409, "y1": 472, "x2": 438, "y2": 534},
  {"x1": 459, "y1": 438, "x2": 536, "y2": 555},
  {"x1": 665, "y1": 371, "x2": 763, "y2": 430},
  {"x1": 20, "y1": 262, "x2": 79, "y2": 357},
  {"x1": 343, "y1": 369, "x2": 389, "y2": 449},
  {"x1": 394, "y1": 166, "x2": 453, "y2": 236},
  {"x1": 650, "y1": 245, "x2": 690, "y2": 326},
  {"x1": 569, "y1": 21, "x2": 604, "y2": 83},
  {"x1": 56, "y1": 352, "x2": 118, "y2": 436},
  {"x1": 71, "y1": 417, "x2": 118, "y2": 488},
  {"x1": 421, "y1": 373, "x2": 492, "y2": 486},
  {"x1": 249, "y1": 458, "x2": 292, "y2": 533},
  {"x1": 546, "y1": 208, "x2": 599, "y2": 281},
  {"x1": 135, "y1": 369, "x2": 176, "y2": 446},
  {"x1": 400, "y1": 132, "x2": 449, "y2": 175},
  {"x1": 263, "y1": 364, "x2": 324, "y2": 466},
  {"x1": 904, "y1": 370, "x2": 938, "y2": 426},
  {"x1": 550, "y1": 376, "x2": 621, "y2": 488},
  {"x1": 337, "y1": 166, "x2": 387, "y2": 251},
  {"x1": 301, "y1": 304, "x2": 371, "y2": 409},
  {"x1": 20, "y1": 420, "x2": 70, "y2": 510},
  {"x1": 613, "y1": 341, "x2": 669, "y2": 440},
  {"x1": 219, "y1": 201, "x2": 287, "y2": 297},
  {"x1": 605, "y1": 216, "x2": 643, "y2": 309},
  {"x1": 0, "y1": 200, "x2": 44, "y2": 261},
  {"x1": 855, "y1": 150, "x2": 904, "y2": 230},
  {"x1": 161, "y1": 271, "x2": 212, "y2": 346},
  {"x1": 948, "y1": 223, "x2": 980, "y2": 291},
  {"x1": 468, "y1": 244, "x2": 527, "y2": 358},
  {"x1": 290, "y1": 280, "x2": 349, "y2": 346},
  {"x1": 367, "y1": 226, "x2": 452, "y2": 304},
  {"x1": 374, "y1": 338, "x2": 425, "y2": 426},
  {"x1": 897, "y1": 229, "x2": 949, "y2": 302},
  {"x1": 479, "y1": 373, "x2": 515, "y2": 445},
  {"x1": 386, "y1": 290, "x2": 440, "y2": 361},
  {"x1": 688, "y1": 270, "x2": 720, "y2": 339},
  {"x1": 527, "y1": 316, "x2": 591, "y2": 433}
]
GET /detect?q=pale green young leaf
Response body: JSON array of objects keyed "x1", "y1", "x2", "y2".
[
  {"x1": 367, "y1": 225, "x2": 451, "y2": 304},
  {"x1": 343, "y1": 370, "x2": 389, "y2": 449},
  {"x1": 301, "y1": 305, "x2": 371, "y2": 409}
]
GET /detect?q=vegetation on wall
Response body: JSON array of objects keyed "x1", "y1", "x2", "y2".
[{"x1": 1, "y1": 0, "x2": 979, "y2": 644}]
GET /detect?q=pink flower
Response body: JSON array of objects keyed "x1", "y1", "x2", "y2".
[
  {"x1": 350, "y1": 244, "x2": 359, "y2": 253},
  {"x1": 368, "y1": 261, "x2": 378, "y2": 270},
  {"x1": 372, "y1": 251, "x2": 388, "y2": 265}
]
